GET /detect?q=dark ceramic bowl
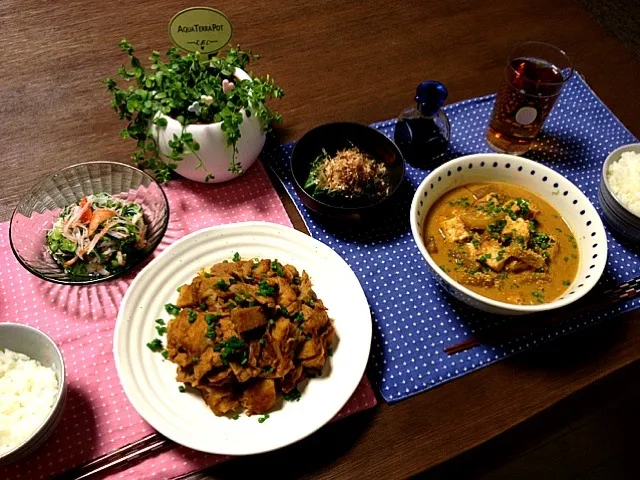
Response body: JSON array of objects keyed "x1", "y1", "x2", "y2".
[
  {"x1": 290, "y1": 122, "x2": 405, "y2": 220},
  {"x1": 10, "y1": 162, "x2": 169, "y2": 285}
]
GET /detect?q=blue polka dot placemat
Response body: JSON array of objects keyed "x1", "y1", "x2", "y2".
[{"x1": 262, "y1": 72, "x2": 640, "y2": 403}]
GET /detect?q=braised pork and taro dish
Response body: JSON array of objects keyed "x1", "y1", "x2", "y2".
[
  {"x1": 148, "y1": 255, "x2": 335, "y2": 417},
  {"x1": 423, "y1": 183, "x2": 579, "y2": 305}
]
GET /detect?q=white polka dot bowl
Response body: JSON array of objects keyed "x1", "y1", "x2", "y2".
[
  {"x1": 0, "y1": 323, "x2": 67, "y2": 465},
  {"x1": 599, "y1": 143, "x2": 640, "y2": 242},
  {"x1": 410, "y1": 153, "x2": 608, "y2": 315}
]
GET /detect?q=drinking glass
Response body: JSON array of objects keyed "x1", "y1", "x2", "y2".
[{"x1": 486, "y1": 42, "x2": 573, "y2": 154}]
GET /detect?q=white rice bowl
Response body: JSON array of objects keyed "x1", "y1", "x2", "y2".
[
  {"x1": 607, "y1": 151, "x2": 640, "y2": 217},
  {"x1": 0, "y1": 349, "x2": 59, "y2": 455}
]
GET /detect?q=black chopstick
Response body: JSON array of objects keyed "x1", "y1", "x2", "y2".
[
  {"x1": 54, "y1": 433, "x2": 173, "y2": 480},
  {"x1": 444, "y1": 276, "x2": 640, "y2": 355}
]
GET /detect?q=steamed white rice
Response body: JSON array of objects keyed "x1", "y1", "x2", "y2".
[
  {"x1": 0, "y1": 349, "x2": 58, "y2": 455},
  {"x1": 607, "y1": 151, "x2": 640, "y2": 217}
]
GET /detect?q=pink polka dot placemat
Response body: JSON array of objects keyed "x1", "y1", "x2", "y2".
[{"x1": 0, "y1": 161, "x2": 377, "y2": 480}]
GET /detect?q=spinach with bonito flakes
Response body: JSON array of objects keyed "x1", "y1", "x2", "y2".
[
  {"x1": 423, "y1": 183, "x2": 579, "y2": 305},
  {"x1": 152, "y1": 254, "x2": 335, "y2": 418},
  {"x1": 46, "y1": 193, "x2": 147, "y2": 277},
  {"x1": 304, "y1": 147, "x2": 390, "y2": 201}
]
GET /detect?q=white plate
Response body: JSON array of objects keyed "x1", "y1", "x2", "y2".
[{"x1": 113, "y1": 221, "x2": 372, "y2": 455}]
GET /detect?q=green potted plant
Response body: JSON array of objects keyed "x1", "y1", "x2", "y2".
[{"x1": 104, "y1": 39, "x2": 284, "y2": 183}]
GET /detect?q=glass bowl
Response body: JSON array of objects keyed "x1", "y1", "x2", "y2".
[{"x1": 9, "y1": 162, "x2": 169, "y2": 285}]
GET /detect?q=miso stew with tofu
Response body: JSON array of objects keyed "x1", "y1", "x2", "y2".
[{"x1": 423, "y1": 183, "x2": 579, "y2": 305}]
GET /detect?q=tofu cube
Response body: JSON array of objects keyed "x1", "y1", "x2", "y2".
[
  {"x1": 477, "y1": 241, "x2": 510, "y2": 272},
  {"x1": 441, "y1": 216, "x2": 470, "y2": 243},
  {"x1": 474, "y1": 192, "x2": 500, "y2": 206},
  {"x1": 504, "y1": 217, "x2": 530, "y2": 245}
]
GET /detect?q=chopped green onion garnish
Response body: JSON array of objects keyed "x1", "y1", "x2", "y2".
[
  {"x1": 205, "y1": 325, "x2": 216, "y2": 339},
  {"x1": 271, "y1": 259, "x2": 285, "y2": 276},
  {"x1": 283, "y1": 389, "x2": 301, "y2": 402},
  {"x1": 146, "y1": 338, "x2": 163, "y2": 352}
]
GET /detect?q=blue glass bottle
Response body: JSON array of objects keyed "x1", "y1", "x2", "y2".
[{"x1": 394, "y1": 81, "x2": 450, "y2": 167}]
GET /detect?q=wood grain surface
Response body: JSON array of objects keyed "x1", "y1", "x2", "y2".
[{"x1": 2, "y1": 0, "x2": 640, "y2": 478}]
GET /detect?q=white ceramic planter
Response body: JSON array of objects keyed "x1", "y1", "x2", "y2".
[{"x1": 151, "y1": 68, "x2": 266, "y2": 183}]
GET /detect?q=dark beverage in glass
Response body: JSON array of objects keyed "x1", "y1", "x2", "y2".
[{"x1": 486, "y1": 42, "x2": 573, "y2": 154}]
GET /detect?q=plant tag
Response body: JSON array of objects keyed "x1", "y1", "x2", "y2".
[{"x1": 169, "y1": 7, "x2": 232, "y2": 54}]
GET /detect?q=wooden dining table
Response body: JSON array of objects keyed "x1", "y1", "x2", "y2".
[{"x1": 3, "y1": 0, "x2": 640, "y2": 478}]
